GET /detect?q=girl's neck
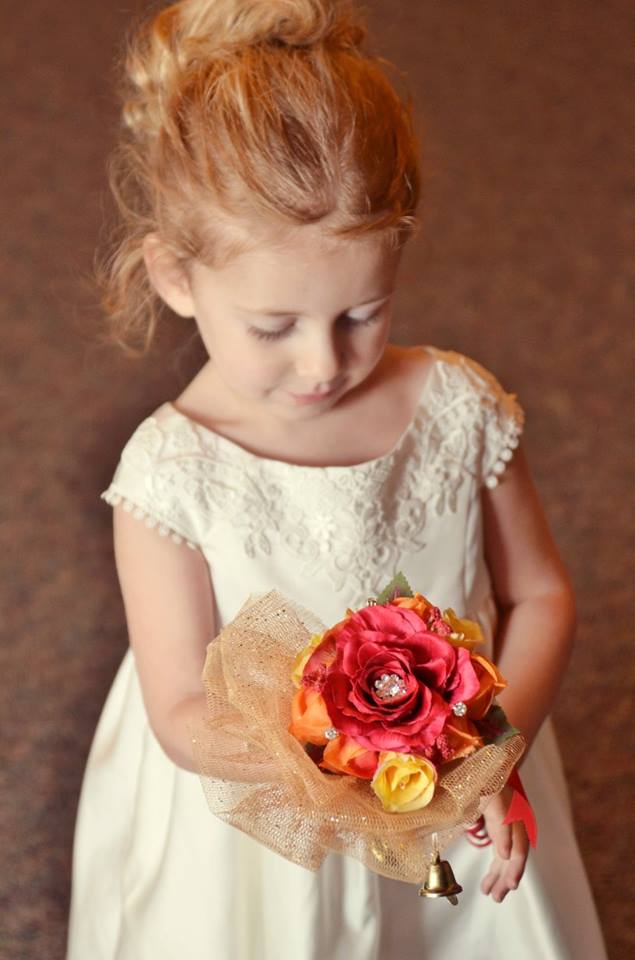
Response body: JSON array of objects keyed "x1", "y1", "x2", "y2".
[{"x1": 173, "y1": 343, "x2": 433, "y2": 468}]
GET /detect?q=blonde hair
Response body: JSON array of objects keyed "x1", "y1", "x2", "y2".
[{"x1": 101, "y1": 0, "x2": 421, "y2": 354}]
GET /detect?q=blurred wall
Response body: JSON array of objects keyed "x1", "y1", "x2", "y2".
[{"x1": 1, "y1": 1, "x2": 633, "y2": 957}]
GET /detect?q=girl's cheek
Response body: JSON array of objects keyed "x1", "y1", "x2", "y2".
[{"x1": 236, "y1": 346, "x2": 288, "y2": 384}]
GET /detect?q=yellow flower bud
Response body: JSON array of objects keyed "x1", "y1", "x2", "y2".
[
  {"x1": 442, "y1": 609, "x2": 484, "y2": 650},
  {"x1": 371, "y1": 752, "x2": 437, "y2": 813},
  {"x1": 291, "y1": 634, "x2": 324, "y2": 688}
]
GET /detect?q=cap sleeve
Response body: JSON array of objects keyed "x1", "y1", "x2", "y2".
[
  {"x1": 101, "y1": 412, "x2": 200, "y2": 549},
  {"x1": 460, "y1": 356, "x2": 525, "y2": 489}
]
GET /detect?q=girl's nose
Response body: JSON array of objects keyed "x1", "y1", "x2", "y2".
[{"x1": 295, "y1": 330, "x2": 342, "y2": 385}]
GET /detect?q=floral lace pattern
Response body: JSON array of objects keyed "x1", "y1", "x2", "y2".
[{"x1": 101, "y1": 349, "x2": 523, "y2": 600}]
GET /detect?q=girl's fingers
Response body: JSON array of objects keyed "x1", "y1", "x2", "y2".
[
  {"x1": 481, "y1": 863, "x2": 510, "y2": 902},
  {"x1": 486, "y1": 862, "x2": 515, "y2": 902},
  {"x1": 509, "y1": 821, "x2": 529, "y2": 871},
  {"x1": 506, "y1": 834, "x2": 528, "y2": 890},
  {"x1": 481, "y1": 794, "x2": 531, "y2": 901},
  {"x1": 481, "y1": 858, "x2": 527, "y2": 902},
  {"x1": 491, "y1": 873, "x2": 511, "y2": 903},
  {"x1": 481, "y1": 863, "x2": 495, "y2": 895},
  {"x1": 506, "y1": 861, "x2": 523, "y2": 891},
  {"x1": 481, "y1": 858, "x2": 503, "y2": 896},
  {"x1": 481, "y1": 869, "x2": 497, "y2": 896}
]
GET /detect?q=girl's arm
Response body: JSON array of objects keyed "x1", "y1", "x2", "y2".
[
  {"x1": 483, "y1": 443, "x2": 576, "y2": 748},
  {"x1": 478, "y1": 442, "x2": 576, "y2": 901},
  {"x1": 112, "y1": 503, "x2": 216, "y2": 772}
]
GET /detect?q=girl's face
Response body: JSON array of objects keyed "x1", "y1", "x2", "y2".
[{"x1": 184, "y1": 228, "x2": 401, "y2": 423}]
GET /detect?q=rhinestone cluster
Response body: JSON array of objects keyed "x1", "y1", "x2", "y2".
[
  {"x1": 452, "y1": 701, "x2": 467, "y2": 717},
  {"x1": 324, "y1": 727, "x2": 339, "y2": 740},
  {"x1": 374, "y1": 673, "x2": 407, "y2": 702}
]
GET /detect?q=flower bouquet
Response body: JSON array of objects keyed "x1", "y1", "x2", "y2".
[{"x1": 193, "y1": 574, "x2": 526, "y2": 890}]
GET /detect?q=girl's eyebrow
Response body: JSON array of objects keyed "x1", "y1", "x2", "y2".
[
  {"x1": 237, "y1": 293, "x2": 393, "y2": 317},
  {"x1": 238, "y1": 308, "x2": 299, "y2": 318}
]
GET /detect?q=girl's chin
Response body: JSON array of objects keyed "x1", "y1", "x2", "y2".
[
  {"x1": 274, "y1": 398, "x2": 338, "y2": 420},
  {"x1": 236, "y1": 378, "x2": 353, "y2": 419}
]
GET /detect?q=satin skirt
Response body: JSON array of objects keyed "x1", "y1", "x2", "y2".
[{"x1": 66, "y1": 651, "x2": 607, "y2": 960}]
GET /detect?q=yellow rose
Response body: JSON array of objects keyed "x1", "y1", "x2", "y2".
[
  {"x1": 291, "y1": 634, "x2": 324, "y2": 688},
  {"x1": 371, "y1": 752, "x2": 437, "y2": 813},
  {"x1": 442, "y1": 608, "x2": 485, "y2": 651}
]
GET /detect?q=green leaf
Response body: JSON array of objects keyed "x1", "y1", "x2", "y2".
[
  {"x1": 478, "y1": 703, "x2": 521, "y2": 745},
  {"x1": 375, "y1": 571, "x2": 414, "y2": 604}
]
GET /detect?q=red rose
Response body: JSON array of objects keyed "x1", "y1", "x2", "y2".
[{"x1": 305, "y1": 604, "x2": 479, "y2": 754}]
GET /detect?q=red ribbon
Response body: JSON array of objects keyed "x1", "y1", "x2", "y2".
[
  {"x1": 502, "y1": 768, "x2": 538, "y2": 848},
  {"x1": 466, "y1": 769, "x2": 538, "y2": 848},
  {"x1": 465, "y1": 816, "x2": 491, "y2": 847}
]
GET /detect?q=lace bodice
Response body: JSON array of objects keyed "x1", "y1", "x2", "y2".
[{"x1": 102, "y1": 348, "x2": 523, "y2": 622}]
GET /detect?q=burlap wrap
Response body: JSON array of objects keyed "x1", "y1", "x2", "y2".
[{"x1": 194, "y1": 591, "x2": 525, "y2": 883}]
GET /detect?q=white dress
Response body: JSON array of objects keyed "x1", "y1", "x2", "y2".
[{"x1": 67, "y1": 346, "x2": 607, "y2": 960}]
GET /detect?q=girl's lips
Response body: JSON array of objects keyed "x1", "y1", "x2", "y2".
[{"x1": 288, "y1": 386, "x2": 338, "y2": 404}]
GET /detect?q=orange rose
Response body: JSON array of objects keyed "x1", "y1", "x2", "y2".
[
  {"x1": 320, "y1": 735, "x2": 378, "y2": 780},
  {"x1": 391, "y1": 592, "x2": 435, "y2": 619},
  {"x1": 288, "y1": 688, "x2": 333, "y2": 746},
  {"x1": 442, "y1": 608, "x2": 484, "y2": 651},
  {"x1": 466, "y1": 654, "x2": 507, "y2": 719},
  {"x1": 440, "y1": 714, "x2": 484, "y2": 759}
]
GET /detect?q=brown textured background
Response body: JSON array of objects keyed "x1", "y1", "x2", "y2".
[{"x1": 1, "y1": 1, "x2": 633, "y2": 957}]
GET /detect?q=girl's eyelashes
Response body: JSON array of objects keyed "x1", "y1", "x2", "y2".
[
  {"x1": 248, "y1": 313, "x2": 382, "y2": 343},
  {"x1": 249, "y1": 325, "x2": 293, "y2": 342},
  {"x1": 341, "y1": 313, "x2": 382, "y2": 331}
]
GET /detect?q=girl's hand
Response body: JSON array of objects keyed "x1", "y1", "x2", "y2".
[{"x1": 480, "y1": 786, "x2": 529, "y2": 902}]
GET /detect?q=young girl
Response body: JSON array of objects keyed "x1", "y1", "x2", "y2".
[{"x1": 67, "y1": 1, "x2": 608, "y2": 957}]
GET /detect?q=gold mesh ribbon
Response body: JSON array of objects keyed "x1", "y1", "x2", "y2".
[{"x1": 193, "y1": 591, "x2": 525, "y2": 883}]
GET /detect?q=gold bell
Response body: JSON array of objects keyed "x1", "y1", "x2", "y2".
[{"x1": 418, "y1": 852, "x2": 463, "y2": 906}]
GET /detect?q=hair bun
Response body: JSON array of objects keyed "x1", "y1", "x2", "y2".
[
  {"x1": 179, "y1": 0, "x2": 363, "y2": 52},
  {"x1": 123, "y1": 0, "x2": 364, "y2": 139}
]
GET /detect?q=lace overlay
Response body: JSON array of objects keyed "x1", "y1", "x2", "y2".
[{"x1": 101, "y1": 348, "x2": 523, "y2": 601}]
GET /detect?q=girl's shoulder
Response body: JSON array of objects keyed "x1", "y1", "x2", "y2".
[
  {"x1": 100, "y1": 402, "x2": 210, "y2": 550},
  {"x1": 363, "y1": 343, "x2": 520, "y2": 418},
  {"x1": 420, "y1": 346, "x2": 525, "y2": 489},
  {"x1": 423, "y1": 346, "x2": 517, "y2": 401},
  {"x1": 375, "y1": 343, "x2": 520, "y2": 417}
]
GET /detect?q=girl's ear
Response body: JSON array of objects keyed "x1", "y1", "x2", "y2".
[{"x1": 142, "y1": 235, "x2": 196, "y2": 318}]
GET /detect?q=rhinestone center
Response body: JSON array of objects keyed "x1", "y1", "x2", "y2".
[{"x1": 373, "y1": 673, "x2": 407, "y2": 702}]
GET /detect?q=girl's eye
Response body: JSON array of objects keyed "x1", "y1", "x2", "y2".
[
  {"x1": 249, "y1": 326, "x2": 293, "y2": 342},
  {"x1": 340, "y1": 313, "x2": 380, "y2": 330},
  {"x1": 248, "y1": 312, "x2": 381, "y2": 343}
]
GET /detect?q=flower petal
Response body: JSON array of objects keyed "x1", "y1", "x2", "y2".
[
  {"x1": 288, "y1": 688, "x2": 333, "y2": 746},
  {"x1": 319, "y1": 736, "x2": 378, "y2": 779},
  {"x1": 371, "y1": 752, "x2": 437, "y2": 812}
]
